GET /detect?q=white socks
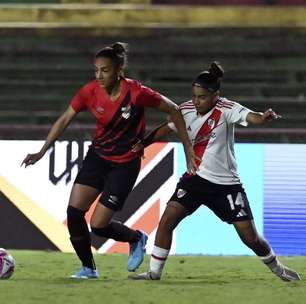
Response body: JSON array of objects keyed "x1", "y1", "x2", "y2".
[
  {"x1": 260, "y1": 250, "x2": 283, "y2": 275},
  {"x1": 149, "y1": 246, "x2": 170, "y2": 278}
]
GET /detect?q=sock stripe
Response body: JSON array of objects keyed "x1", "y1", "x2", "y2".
[
  {"x1": 152, "y1": 254, "x2": 167, "y2": 261},
  {"x1": 264, "y1": 256, "x2": 276, "y2": 265},
  {"x1": 261, "y1": 250, "x2": 276, "y2": 264}
]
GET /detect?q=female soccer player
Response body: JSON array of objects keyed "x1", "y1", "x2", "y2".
[
  {"x1": 130, "y1": 62, "x2": 301, "y2": 282},
  {"x1": 22, "y1": 42, "x2": 196, "y2": 279}
]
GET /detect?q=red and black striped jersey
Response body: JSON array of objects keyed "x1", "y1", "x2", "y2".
[{"x1": 70, "y1": 77, "x2": 161, "y2": 163}]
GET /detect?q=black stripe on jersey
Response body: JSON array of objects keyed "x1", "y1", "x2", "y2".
[
  {"x1": 98, "y1": 91, "x2": 132, "y2": 142},
  {"x1": 99, "y1": 106, "x2": 144, "y2": 156}
]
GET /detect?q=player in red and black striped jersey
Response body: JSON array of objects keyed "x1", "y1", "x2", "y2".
[
  {"x1": 22, "y1": 42, "x2": 197, "y2": 279},
  {"x1": 129, "y1": 62, "x2": 301, "y2": 282}
]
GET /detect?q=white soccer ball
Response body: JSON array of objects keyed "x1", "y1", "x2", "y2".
[{"x1": 0, "y1": 248, "x2": 15, "y2": 279}]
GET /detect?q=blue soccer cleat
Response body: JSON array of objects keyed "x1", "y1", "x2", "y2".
[
  {"x1": 127, "y1": 230, "x2": 148, "y2": 272},
  {"x1": 70, "y1": 266, "x2": 99, "y2": 279}
]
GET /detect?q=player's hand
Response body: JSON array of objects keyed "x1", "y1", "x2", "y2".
[
  {"x1": 185, "y1": 145, "x2": 198, "y2": 175},
  {"x1": 21, "y1": 152, "x2": 43, "y2": 167},
  {"x1": 262, "y1": 108, "x2": 282, "y2": 122},
  {"x1": 131, "y1": 140, "x2": 144, "y2": 153}
]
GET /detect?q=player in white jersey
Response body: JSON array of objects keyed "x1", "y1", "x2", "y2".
[{"x1": 129, "y1": 62, "x2": 301, "y2": 282}]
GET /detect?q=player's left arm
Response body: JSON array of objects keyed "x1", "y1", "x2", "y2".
[
  {"x1": 246, "y1": 108, "x2": 282, "y2": 125},
  {"x1": 131, "y1": 122, "x2": 172, "y2": 153}
]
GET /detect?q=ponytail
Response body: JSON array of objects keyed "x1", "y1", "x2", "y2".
[
  {"x1": 193, "y1": 61, "x2": 224, "y2": 92},
  {"x1": 95, "y1": 42, "x2": 128, "y2": 68}
]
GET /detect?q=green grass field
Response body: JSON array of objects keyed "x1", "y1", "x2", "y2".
[{"x1": 0, "y1": 251, "x2": 305, "y2": 304}]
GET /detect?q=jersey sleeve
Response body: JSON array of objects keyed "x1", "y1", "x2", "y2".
[
  {"x1": 135, "y1": 84, "x2": 162, "y2": 108},
  {"x1": 70, "y1": 86, "x2": 88, "y2": 113},
  {"x1": 224, "y1": 102, "x2": 251, "y2": 126}
]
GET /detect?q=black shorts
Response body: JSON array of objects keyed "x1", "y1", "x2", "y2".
[
  {"x1": 74, "y1": 149, "x2": 141, "y2": 211},
  {"x1": 170, "y1": 174, "x2": 253, "y2": 224}
]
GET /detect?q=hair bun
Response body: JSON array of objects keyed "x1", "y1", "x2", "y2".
[
  {"x1": 111, "y1": 42, "x2": 128, "y2": 55},
  {"x1": 209, "y1": 61, "x2": 224, "y2": 79}
]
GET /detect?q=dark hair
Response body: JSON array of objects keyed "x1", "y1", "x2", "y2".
[
  {"x1": 95, "y1": 42, "x2": 128, "y2": 68},
  {"x1": 193, "y1": 62, "x2": 224, "y2": 92}
]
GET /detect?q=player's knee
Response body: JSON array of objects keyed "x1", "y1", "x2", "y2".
[
  {"x1": 67, "y1": 205, "x2": 87, "y2": 238},
  {"x1": 67, "y1": 205, "x2": 85, "y2": 222},
  {"x1": 159, "y1": 214, "x2": 176, "y2": 232},
  {"x1": 241, "y1": 234, "x2": 260, "y2": 248}
]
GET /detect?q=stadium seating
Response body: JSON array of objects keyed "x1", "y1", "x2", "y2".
[{"x1": 0, "y1": 5, "x2": 305, "y2": 142}]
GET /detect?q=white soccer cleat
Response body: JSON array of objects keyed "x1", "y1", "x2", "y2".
[
  {"x1": 276, "y1": 266, "x2": 301, "y2": 282},
  {"x1": 128, "y1": 271, "x2": 161, "y2": 280}
]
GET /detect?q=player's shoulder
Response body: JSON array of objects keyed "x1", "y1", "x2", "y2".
[
  {"x1": 125, "y1": 78, "x2": 161, "y2": 101},
  {"x1": 124, "y1": 78, "x2": 151, "y2": 98},
  {"x1": 124, "y1": 77, "x2": 142, "y2": 90},
  {"x1": 216, "y1": 97, "x2": 239, "y2": 111},
  {"x1": 178, "y1": 100, "x2": 196, "y2": 114}
]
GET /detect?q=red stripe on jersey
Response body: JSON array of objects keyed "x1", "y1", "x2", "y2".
[
  {"x1": 180, "y1": 104, "x2": 195, "y2": 108},
  {"x1": 179, "y1": 102, "x2": 194, "y2": 108},
  {"x1": 216, "y1": 104, "x2": 233, "y2": 110},
  {"x1": 180, "y1": 107, "x2": 195, "y2": 111},
  {"x1": 102, "y1": 113, "x2": 144, "y2": 146},
  {"x1": 217, "y1": 101, "x2": 234, "y2": 106},
  {"x1": 180, "y1": 105, "x2": 195, "y2": 109},
  {"x1": 217, "y1": 101, "x2": 234, "y2": 109},
  {"x1": 218, "y1": 98, "x2": 234, "y2": 104},
  {"x1": 193, "y1": 109, "x2": 222, "y2": 167}
]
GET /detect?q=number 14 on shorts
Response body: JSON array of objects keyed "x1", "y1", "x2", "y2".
[{"x1": 227, "y1": 192, "x2": 247, "y2": 216}]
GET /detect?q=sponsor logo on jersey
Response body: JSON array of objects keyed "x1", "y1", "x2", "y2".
[
  {"x1": 193, "y1": 134, "x2": 211, "y2": 145},
  {"x1": 121, "y1": 105, "x2": 131, "y2": 119},
  {"x1": 177, "y1": 188, "x2": 187, "y2": 198},
  {"x1": 236, "y1": 209, "x2": 247, "y2": 217},
  {"x1": 108, "y1": 195, "x2": 119, "y2": 205}
]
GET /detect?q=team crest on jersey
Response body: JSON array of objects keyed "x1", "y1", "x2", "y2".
[
  {"x1": 95, "y1": 106, "x2": 105, "y2": 114},
  {"x1": 207, "y1": 118, "x2": 215, "y2": 129},
  {"x1": 177, "y1": 188, "x2": 187, "y2": 198},
  {"x1": 121, "y1": 105, "x2": 131, "y2": 119}
]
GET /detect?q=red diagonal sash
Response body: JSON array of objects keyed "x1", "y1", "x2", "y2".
[{"x1": 193, "y1": 109, "x2": 222, "y2": 167}]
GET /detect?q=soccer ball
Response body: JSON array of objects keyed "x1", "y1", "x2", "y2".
[{"x1": 0, "y1": 248, "x2": 15, "y2": 279}]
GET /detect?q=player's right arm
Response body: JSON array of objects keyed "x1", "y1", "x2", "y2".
[
  {"x1": 131, "y1": 122, "x2": 173, "y2": 153},
  {"x1": 21, "y1": 106, "x2": 77, "y2": 167}
]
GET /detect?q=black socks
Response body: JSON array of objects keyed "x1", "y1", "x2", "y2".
[
  {"x1": 91, "y1": 221, "x2": 141, "y2": 243},
  {"x1": 67, "y1": 205, "x2": 95, "y2": 270}
]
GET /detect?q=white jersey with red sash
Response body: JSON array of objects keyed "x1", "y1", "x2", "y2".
[{"x1": 168, "y1": 98, "x2": 251, "y2": 185}]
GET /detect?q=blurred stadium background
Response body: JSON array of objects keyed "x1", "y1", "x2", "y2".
[{"x1": 0, "y1": 0, "x2": 306, "y2": 257}]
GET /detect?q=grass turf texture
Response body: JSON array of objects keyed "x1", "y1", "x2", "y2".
[{"x1": 0, "y1": 251, "x2": 305, "y2": 304}]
